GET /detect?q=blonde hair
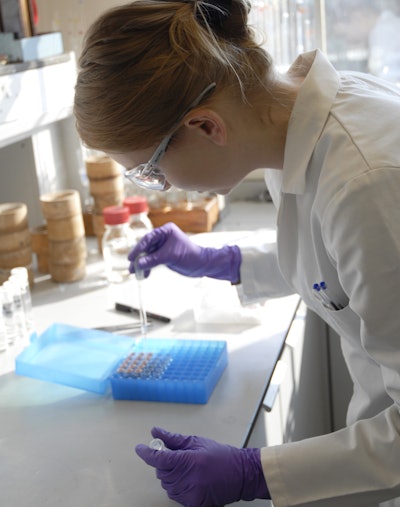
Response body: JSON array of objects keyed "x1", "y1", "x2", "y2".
[{"x1": 74, "y1": 0, "x2": 274, "y2": 152}]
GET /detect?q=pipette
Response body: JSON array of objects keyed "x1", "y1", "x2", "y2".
[{"x1": 134, "y1": 253, "x2": 147, "y2": 339}]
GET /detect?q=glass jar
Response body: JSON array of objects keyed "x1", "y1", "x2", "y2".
[
  {"x1": 123, "y1": 196, "x2": 153, "y2": 243},
  {"x1": 102, "y1": 206, "x2": 135, "y2": 283}
]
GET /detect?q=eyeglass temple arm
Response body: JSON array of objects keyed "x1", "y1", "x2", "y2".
[
  {"x1": 150, "y1": 133, "x2": 173, "y2": 165},
  {"x1": 150, "y1": 82, "x2": 217, "y2": 165}
]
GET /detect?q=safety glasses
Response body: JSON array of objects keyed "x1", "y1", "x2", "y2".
[{"x1": 124, "y1": 82, "x2": 216, "y2": 191}]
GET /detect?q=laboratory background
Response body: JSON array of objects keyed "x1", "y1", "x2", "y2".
[{"x1": 1, "y1": 1, "x2": 400, "y2": 507}]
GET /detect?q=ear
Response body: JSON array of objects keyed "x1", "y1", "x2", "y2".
[{"x1": 183, "y1": 109, "x2": 227, "y2": 146}]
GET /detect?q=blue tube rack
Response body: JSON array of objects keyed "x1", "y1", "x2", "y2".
[
  {"x1": 15, "y1": 324, "x2": 228, "y2": 403},
  {"x1": 110, "y1": 339, "x2": 228, "y2": 404}
]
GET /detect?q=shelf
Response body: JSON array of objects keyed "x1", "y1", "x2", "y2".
[{"x1": 0, "y1": 52, "x2": 76, "y2": 149}]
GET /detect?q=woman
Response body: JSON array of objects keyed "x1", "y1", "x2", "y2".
[{"x1": 74, "y1": 1, "x2": 400, "y2": 506}]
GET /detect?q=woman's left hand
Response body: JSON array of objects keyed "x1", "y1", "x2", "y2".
[{"x1": 135, "y1": 427, "x2": 270, "y2": 507}]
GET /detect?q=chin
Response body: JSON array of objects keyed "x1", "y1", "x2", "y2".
[
  {"x1": 171, "y1": 179, "x2": 234, "y2": 195},
  {"x1": 175, "y1": 184, "x2": 229, "y2": 194}
]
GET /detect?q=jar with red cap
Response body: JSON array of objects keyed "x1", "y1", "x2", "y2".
[
  {"x1": 102, "y1": 206, "x2": 135, "y2": 283},
  {"x1": 123, "y1": 196, "x2": 153, "y2": 243}
]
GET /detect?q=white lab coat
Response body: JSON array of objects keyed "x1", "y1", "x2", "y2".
[{"x1": 237, "y1": 50, "x2": 400, "y2": 506}]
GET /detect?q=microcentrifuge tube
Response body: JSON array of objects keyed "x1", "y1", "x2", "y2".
[{"x1": 149, "y1": 438, "x2": 166, "y2": 451}]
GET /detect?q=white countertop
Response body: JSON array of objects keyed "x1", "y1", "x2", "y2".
[{"x1": 0, "y1": 203, "x2": 300, "y2": 507}]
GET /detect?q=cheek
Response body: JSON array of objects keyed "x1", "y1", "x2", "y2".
[
  {"x1": 164, "y1": 151, "x2": 233, "y2": 191},
  {"x1": 166, "y1": 162, "x2": 221, "y2": 191}
]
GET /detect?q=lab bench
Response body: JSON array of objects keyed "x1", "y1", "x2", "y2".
[{"x1": 0, "y1": 202, "x2": 333, "y2": 507}]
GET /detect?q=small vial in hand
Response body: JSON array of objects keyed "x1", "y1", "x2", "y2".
[{"x1": 149, "y1": 438, "x2": 166, "y2": 451}]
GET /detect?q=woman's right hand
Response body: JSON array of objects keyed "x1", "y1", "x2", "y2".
[{"x1": 128, "y1": 222, "x2": 241, "y2": 283}]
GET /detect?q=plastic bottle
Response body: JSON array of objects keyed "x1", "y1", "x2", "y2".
[
  {"x1": 0, "y1": 283, "x2": 17, "y2": 346},
  {"x1": 10, "y1": 267, "x2": 34, "y2": 336},
  {"x1": 123, "y1": 196, "x2": 153, "y2": 244},
  {"x1": 102, "y1": 206, "x2": 135, "y2": 283},
  {"x1": 4, "y1": 279, "x2": 28, "y2": 348}
]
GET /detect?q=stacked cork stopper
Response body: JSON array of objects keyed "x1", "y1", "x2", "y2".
[
  {"x1": 0, "y1": 203, "x2": 32, "y2": 285},
  {"x1": 40, "y1": 190, "x2": 87, "y2": 283},
  {"x1": 85, "y1": 154, "x2": 124, "y2": 252}
]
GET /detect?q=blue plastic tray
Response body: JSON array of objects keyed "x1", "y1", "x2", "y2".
[
  {"x1": 110, "y1": 339, "x2": 228, "y2": 404},
  {"x1": 15, "y1": 323, "x2": 228, "y2": 403},
  {"x1": 15, "y1": 323, "x2": 136, "y2": 394}
]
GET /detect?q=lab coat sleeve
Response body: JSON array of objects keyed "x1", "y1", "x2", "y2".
[
  {"x1": 261, "y1": 167, "x2": 400, "y2": 506},
  {"x1": 262, "y1": 407, "x2": 400, "y2": 507},
  {"x1": 236, "y1": 240, "x2": 295, "y2": 305},
  {"x1": 234, "y1": 167, "x2": 293, "y2": 305}
]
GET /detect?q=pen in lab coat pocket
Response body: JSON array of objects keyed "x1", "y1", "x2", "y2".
[{"x1": 313, "y1": 282, "x2": 343, "y2": 311}]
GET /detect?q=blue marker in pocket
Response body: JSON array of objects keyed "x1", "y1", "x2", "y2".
[{"x1": 313, "y1": 282, "x2": 342, "y2": 311}]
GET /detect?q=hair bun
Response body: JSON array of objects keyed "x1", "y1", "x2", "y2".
[
  {"x1": 195, "y1": 0, "x2": 250, "y2": 41},
  {"x1": 195, "y1": 0, "x2": 233, "y2": 33}
]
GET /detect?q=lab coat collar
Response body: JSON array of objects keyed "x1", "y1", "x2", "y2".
[{"x1": 282, "y1": 49, "x2": 340, "y2": 195}]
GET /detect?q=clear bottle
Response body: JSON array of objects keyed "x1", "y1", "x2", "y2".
[
  {"x1": 4, "y1": 279, "x2": 28, "y2": 348},
  {"x1": 10, "y1": 267, "x2": 35, "y2": 337},
  {"x1": 0, "y1": 283, "x2": 17, "y2": 346},
  {"x1": 123, "y1": 196, "x2": 153, "y2": 244},
  {"x1": 102, "y1": 206, "x2": 135, "y2": 283}
]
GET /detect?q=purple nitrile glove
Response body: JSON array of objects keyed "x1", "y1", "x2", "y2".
[
  {"x1": 128, "y1": 222, "x2": 241, "y2": 283},
  {"x1": 135, "y1": 427, "x2": 270, "y2": 507}
]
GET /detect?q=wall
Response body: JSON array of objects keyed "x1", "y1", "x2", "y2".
[{"x1": 36, "y1": 0, "x2": 128, "y2": 58}]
